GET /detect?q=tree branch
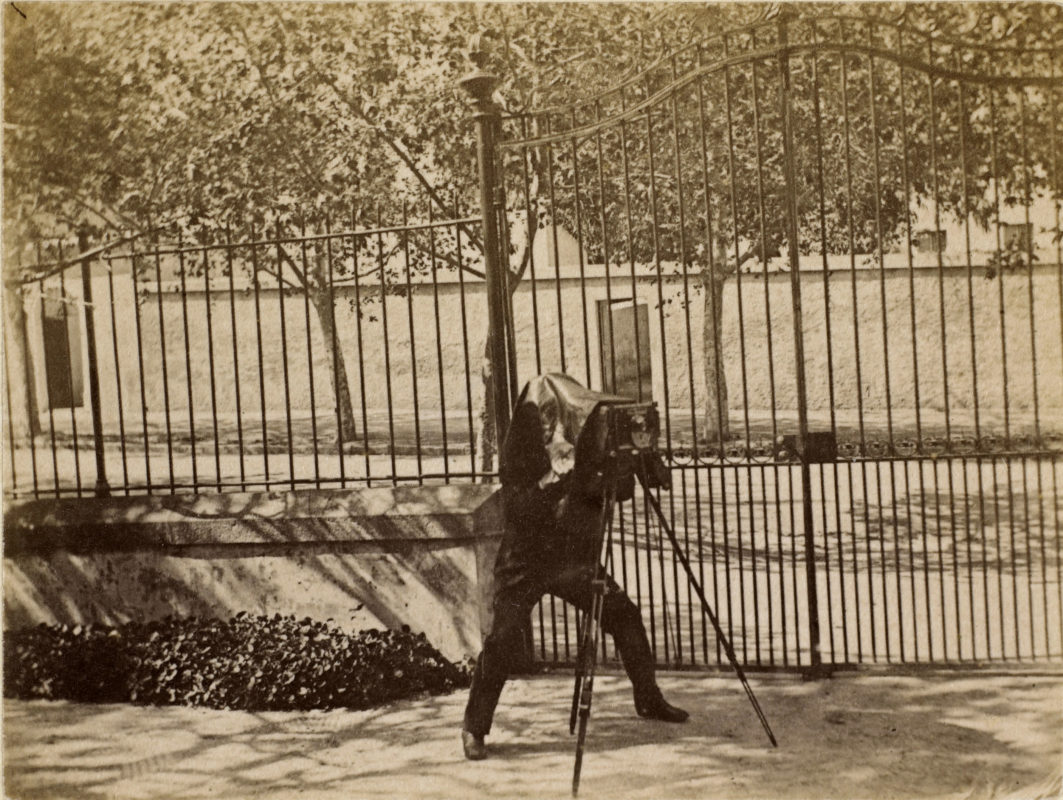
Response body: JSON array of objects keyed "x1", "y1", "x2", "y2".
[
  {"x1": 267, "y1": 6, "x2": 486, "y2": 255},
  {"x1": 227, "y1": 13, "x2": 331, "y2": 200}
]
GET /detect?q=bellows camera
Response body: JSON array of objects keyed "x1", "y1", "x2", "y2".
[{"x1": 603, "y1": 402, "x2": 660, "y2": 455}]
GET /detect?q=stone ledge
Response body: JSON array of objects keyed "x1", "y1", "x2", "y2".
[
  {"x1": 3, "y1": 485, "x2": 503, "y2": 660},
  {"x1": 3, "y1": 485, "x2": 501, "y2": 552}
]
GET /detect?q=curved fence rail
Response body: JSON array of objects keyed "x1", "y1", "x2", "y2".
[{"x1": 489, "y1": 14, "x2": 1063, "y2": 670}]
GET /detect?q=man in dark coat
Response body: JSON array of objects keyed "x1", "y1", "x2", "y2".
[{"x1": 462, "y1": 374, "x2": 687, "y2": 761}]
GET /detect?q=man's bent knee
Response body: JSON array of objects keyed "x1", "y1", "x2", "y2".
[{"x1": 601, "y1": 594, "x2": 644, "y2": 635}]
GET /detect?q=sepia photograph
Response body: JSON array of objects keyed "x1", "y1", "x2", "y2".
[{"x1": 2, "y1": 2, "x2": 1061, "y2": 798}]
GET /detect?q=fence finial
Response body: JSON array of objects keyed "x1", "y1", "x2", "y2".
[{"x1": 459, "y1": 32, "x2": 499, "y2": 107}]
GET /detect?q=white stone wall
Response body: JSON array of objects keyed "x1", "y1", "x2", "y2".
[{"x1": 9, "y1": 263, "x2": 1062, "y2": 437}]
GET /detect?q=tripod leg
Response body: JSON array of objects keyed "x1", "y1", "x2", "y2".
[
  {"x1": 569, "y1": 604, "x2": 591, "y2": 734},
  {"x1": 570, "y1": 486, "x2": 617, "y2": 795},
  {"x1": 571, "y1": 581, "x2": 604, "y2": 796},
  {"x1": 637, "y1": 473, "x2": 778, "y2": 748}
]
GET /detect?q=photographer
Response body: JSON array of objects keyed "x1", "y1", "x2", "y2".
[{"x1": 462, "y1": 374, "x2": 687, "y2": 761}]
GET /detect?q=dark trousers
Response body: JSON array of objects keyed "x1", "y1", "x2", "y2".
[{"x1": 463, "y1": 563, "x2": 658, "y2": 737}]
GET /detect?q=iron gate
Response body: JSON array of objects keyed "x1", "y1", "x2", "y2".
[{"x1": 470, "y1": 13, "x2": 1063, "y2": 670}]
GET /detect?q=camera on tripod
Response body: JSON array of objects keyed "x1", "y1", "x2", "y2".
[
  {"x1": 602, "y1": 402, "x2": 660, "y2": 455},
  {"x1": 595, "y1": 401, "x2": 670, "y2": 493}
]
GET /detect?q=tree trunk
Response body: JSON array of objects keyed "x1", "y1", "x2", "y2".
[
  {"x1": 701, "y1": 243, "x2": 730, "y2": 445},
  {"x1": 308, "y1": 283, "x2": 359, "y2": 452},
  {"x1": 3, "y1": 284, "x2": 41, "y2": 442}
]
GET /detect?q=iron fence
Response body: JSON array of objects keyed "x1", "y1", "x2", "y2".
[
  {"x1": 3, "y1": 207, "x2": 495, "y2": 497},
  {"x1": 4, "y1": 11, "x2": 1062, "y2": 673},
  {"x1": 483, "y1": 13, "x2": 1063, "y2": 669}
]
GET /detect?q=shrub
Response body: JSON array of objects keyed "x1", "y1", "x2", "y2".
[{"x1": 4, "y1": 614, "x2": 471, "y2": 711}]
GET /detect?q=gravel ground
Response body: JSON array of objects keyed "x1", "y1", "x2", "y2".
[{"x1": 4, "y1": 671, "x2": 1061, "y2": 800}]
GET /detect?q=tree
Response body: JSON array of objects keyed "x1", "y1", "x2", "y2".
[
  {"x1": 493, "y1": 2, "x2": 1062, "y2": 443},
  {"x1": 6, "y1": 2, "x2": 1059, "y2": 461},
  {"x1": 4, "y1": 3, "x2": 484, "y2": 450}
]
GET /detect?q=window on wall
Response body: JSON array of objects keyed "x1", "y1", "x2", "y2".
[
  {"x1": 597, "y1": 298, "x2": 651, "y2": 402},
  {"x1": 41, "y1": 296, "x2": 83, "y2": 409},
  {"x1": 1002, "y1": 222, "x2": 1033, "y2": 252},
  {"x1": 914, "y1": 229, "x2": 947, "y2": 253}
]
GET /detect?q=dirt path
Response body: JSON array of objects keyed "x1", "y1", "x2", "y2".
[{"x1": 5, "y1": 672, "x2": 1060, "y2": 800}]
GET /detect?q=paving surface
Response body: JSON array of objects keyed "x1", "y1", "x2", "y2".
[{"x1": 4, "y1": 672, "x2": 1061, "y2": 800}]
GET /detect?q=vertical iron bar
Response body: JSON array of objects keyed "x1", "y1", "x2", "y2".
[
  {"x1": 37, "y1": 264, "x2": 60, "y2": 497},
  {"x1": 298, "y1": 218, "x2": 321, "y2": 488},
  {"x1": 667, "y1": 58, "x2": 699, "y2": 663},
  {"x1": 148, "y1": 227, "x2": 175, "y2": 492},
  {"x1": 104, "y1": 251, "x2": 129, "y2": 495},
  {"x1": 129, "y1": 250, "x2": 152, "y2": 493},
  {"x1": 817, "y1": 461, "x2": 835, "y2": 663},
  {"x1": 926, "y1": 40, "x2": 952, "y2": 446},
  {"x1": 497, "y1": 143, "x2": 519, "y2": 413},
  {"x1": 1020, "y1": 457, "x2": 1035, "y2": 657},
  {"x1": 77, "y1": 231, "x2": 109, "y2": 497},
  {"x1": 176, "y1": 231, "x2": 199, "y2": 490},
  {"x1": 618, "y1": 111, "x2": 645, "y2": 406},
  {"x1": 323, "y1": 216, "x2": 346, "y2": 487},
  {"x1": 722, "y1": 34, "x2": 751, "y2": 666},
  {"x1": 988, "y1": 88, "x2": 1020, "y2": 659},
  {"x1": 201, "y1": 240, "x2": 222, "y2": 491},
  {"x1": 929, "y1": 459, "x2": 947, "y2": 659},
  {"x1": 705, "y1": 466, "x2": 720, "y2": 665},
  {"x1": 778, "y1": 14, "x2": 822, "y2": 672},
  {"x1": 426, "y1": 205, "x2": 450, "y2": 481},
  {"x1": 4, "y1": 320, "x2": 20, "y2": 495},
  {"x1": 595, "y1": 104, "x2": 619, "y2": 394},
  {"x1": 898, "y1": 32, "x2": 930, "y2": 661},
  {"x1": 1018, "y1": 90, "x2": 1041, "y2": 442},
  {"x1": 1048, "y1": 53, "x2": 1063, "y2": 655},
  {"x1": 695, "y1": 54, "x2": 729, "y2": 665},
  {"x1": 56, "y1": 245, "x2": 83, "y2": 496},
  {"x1": 810, "y1": 24, "x2": 842, "y2": 662},
  {"x1": 544, "y1": 116, "x2": 567, "y2": 374},
  {"x1": 926, "y1": 39, "x2": 958, "y2": 659},
  {"x1": 452, "y1": 197, "x2": 477, "y2": 479},
  {"x1": 375, "y1": 213, "x2": 398, "y2": 485},
  {"x1": 401, "y1": 202, "x2": 424, "y2": 481},
  {"x1": 613, "y1": 88, "x2": 659, "y2": 658},
  {"x1": 867, "y1": 25, "x2": 896, "y2": 661},
  {"x1": 350, "y1": 214, "x2": 373, "y2": 484},
  {"x1": 569, "y1": 111, "x2": 592, "y2": 386},
  {"x1": 955, "y1": 54, "x2": 988, "y2": 660},
  {"x1": 224, "y1": 226, "x2": 247, "y2": 491},
  {"x1": 990, "y1": 456, "x2": 1006, "y2": 659},
  {"x1": 1019, "y1": 83, "x2": 1049, "y2": 656},
  {"x1": 274, "y1": 224, "x2": 296, "y2": 490},
  {"x1": 16, "y1": 276, "x2": 40, "y2": 497},
  {"x1": 746, "y1": 37, "x2": 772, "y2": 666},
  {"x1": 645, "y1": 101, "x2": 681, "y2": 661},
  {"x1": 838, "y1": 25, "x2": 868, "y2": 662},
  {"x1": 518, "y1": 129, "x2": 543, "y2": 376},
  {"x1": 249, "y1": 224, "x2": 271, "y2": 488},
  {"x1": 989, "y1": 90, "x2": 1012, "y2": 446}
]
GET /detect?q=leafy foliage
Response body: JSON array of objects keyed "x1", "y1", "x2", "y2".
[
  {"x1": 508, "y1": 7, "x2": 1062, "y2": 272},
  {"x1": 4, "y1": 614, "x2": 470, "y2": 711}
]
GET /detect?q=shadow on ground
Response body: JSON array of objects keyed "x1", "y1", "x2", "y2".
[{"x1": 4, "y1": 673, "x2": 1061, "y2": 800}]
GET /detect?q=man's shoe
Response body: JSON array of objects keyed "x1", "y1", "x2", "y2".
[
  {"x1": 635, "y1": 692, "x2": 689, "y2": 723},
  {"x1": 462, "y1": 729, "x2": 487, "y2": 760}
]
